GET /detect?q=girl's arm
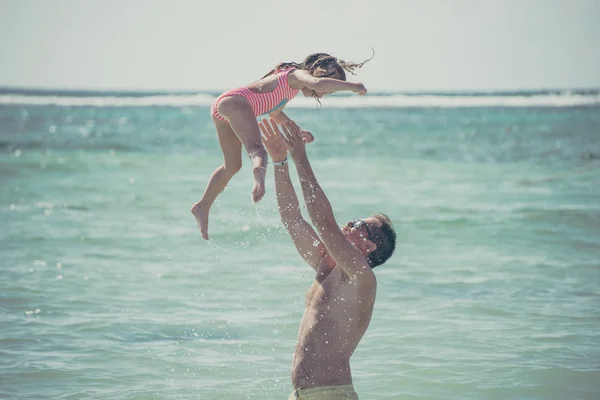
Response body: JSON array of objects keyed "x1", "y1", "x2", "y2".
[{"x1": 288, "y1": 69, "x2": 366, "y2": 94}]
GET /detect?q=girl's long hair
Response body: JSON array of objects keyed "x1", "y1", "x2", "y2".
[{"x1": 261, "y1": 49, "x2": 374, "y2": 80}]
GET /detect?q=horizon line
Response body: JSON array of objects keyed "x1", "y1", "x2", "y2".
[{"x1": 1, "y1": 85, "x2": 600, "y2": 96}]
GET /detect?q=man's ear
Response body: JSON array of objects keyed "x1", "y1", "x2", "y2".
[{"x1": 361, "y1": 240, "x2": 377, "y2": 255}]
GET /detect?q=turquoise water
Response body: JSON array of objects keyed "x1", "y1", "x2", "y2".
[{"x1": 1, "y1": 91, "x2": 600, "y2": 399}]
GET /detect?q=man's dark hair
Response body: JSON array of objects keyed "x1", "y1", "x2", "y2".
[{"x1": 367, "y1": 213, "x2": 397, "y2": 268}]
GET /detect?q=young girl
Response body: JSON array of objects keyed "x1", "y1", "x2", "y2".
[{"x1": 192, "y1": 52, "x2": 370, "y2": 240}]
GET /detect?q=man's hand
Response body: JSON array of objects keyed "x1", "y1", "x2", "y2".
[
  {"x1": 280, "y1": 121, "x2": 308, "y2": 161},
  {"x1": 259, "y1": 118, "x2": 287, "y2": 162},
  {"x1": 268, "y1": 110, "x2": 314, "y2": 144}
]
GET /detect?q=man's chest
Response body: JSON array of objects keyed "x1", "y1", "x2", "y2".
[{"x1": 305, "y1": 274, "x2": 358, "y2": 313}]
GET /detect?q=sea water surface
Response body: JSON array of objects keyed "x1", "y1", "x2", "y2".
[{"x1": 1, "y1": 89, "x2": 600, "y2": 399}]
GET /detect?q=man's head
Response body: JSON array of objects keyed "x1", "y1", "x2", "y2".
[{"x1": 342, "y1": 213, "x2": 397, "y2": 268}]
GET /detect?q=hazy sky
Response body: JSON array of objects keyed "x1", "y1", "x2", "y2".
[{"x1": 1, "y1": 0, "x2": 599, "y2": 92}]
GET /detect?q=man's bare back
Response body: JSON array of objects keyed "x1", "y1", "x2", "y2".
[{"x1": 292, "y1": 263, "x2": 376, "y2": 389}]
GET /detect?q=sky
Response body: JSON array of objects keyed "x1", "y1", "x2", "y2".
[{"x1": 1, "y1": 0, "x2": 599, "y2": 92}]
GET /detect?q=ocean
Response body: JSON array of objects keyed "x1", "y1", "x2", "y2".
[{"x1": 1, "y1": 88, "x2": 599, "y2": 399}]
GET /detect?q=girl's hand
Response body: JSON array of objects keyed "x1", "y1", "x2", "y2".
[{"x1": 353, "y1": 83, "x2": 367, "y2": 95}]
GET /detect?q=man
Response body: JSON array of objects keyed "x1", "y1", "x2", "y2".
[{"x1": 258, "y1": 119, "x2": 397, "y2": 400}]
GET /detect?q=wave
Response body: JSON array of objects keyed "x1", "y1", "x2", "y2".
[
  {"x1": 0, "y1": 93, "x2": 216, "y2": 107},
  {"x1": 1, "y1": 90, "x2": 599, "y2": 108}
]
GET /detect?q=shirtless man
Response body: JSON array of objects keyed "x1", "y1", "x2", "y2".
[{"x1": 258, "y1": 119, "x2": 397, "y2": 400}]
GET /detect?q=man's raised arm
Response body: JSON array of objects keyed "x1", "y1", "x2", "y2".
[
  {"x1": 279, "y1": 122, "x2": 372, "y2": 277},
  {"x1": 259, "y1": 119, "x2": 326, "y2": 270}
]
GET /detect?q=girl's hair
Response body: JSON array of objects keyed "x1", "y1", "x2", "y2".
[{"x1": 261, "y1": 50, "x2": 374, "y2": 81}]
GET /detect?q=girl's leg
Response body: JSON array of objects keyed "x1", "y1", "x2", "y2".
[
  {"x1": 217, "y1": 97, "x2": 268, "y2": 203},
  {"x1": 191, "y1": 118, "x2": 242, "y2": 240}
]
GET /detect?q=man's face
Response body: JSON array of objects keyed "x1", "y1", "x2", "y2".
[{"x1": 341, "y1": 217, "x2": 379, "y2": 247}]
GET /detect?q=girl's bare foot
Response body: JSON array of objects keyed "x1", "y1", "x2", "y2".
[
  {"x1": 191, "y1": 201, "x2": 210, "y2": 240},
  {"x1": 252, "y1": 166, "x2": 266, "y2": 203}
]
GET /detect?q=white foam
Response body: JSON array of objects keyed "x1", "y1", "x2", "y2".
[
  {"x1": 0, "y1": 93, "x2": 215, "y2": 107},
  {"x1": 314, "y1": 94, "x2": 600, "y2": 108},
  {"x1": 1, "y1": 92, "x2": 598, "y2": 108}
]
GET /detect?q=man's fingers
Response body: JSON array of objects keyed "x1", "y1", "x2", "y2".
[
  {"x1": 280, "y1": 123, "x2": 289, "y2": 139},
  {"x1": 259, "y1": 118, "x2": 273, "y2": 138},
  {"x1": 268, "y1": 118, "x2": 283, "y2": 136},
  {"x1": 288, "y1": 122, "x2": 302, "y2": 138},
  {"x1": 258, "y1": 120, "x2": 268, "y2": 137},
  {"x1": 282, "y1": 122, "x2": 305, "y2": 146},
  {"x1": 283, "y1": 122, "x2": 299, "y2": 140},
  {"x1": 288, "y1": 121, "x2": 300, "y2": 132},
  {"x1": 280, "y1": 124, "x2": 293, "y2": 145}
]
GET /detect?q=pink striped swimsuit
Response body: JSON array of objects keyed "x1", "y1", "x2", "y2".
[{"x1": 211, "y1": 67, "x2": 299, "y2": 122}]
